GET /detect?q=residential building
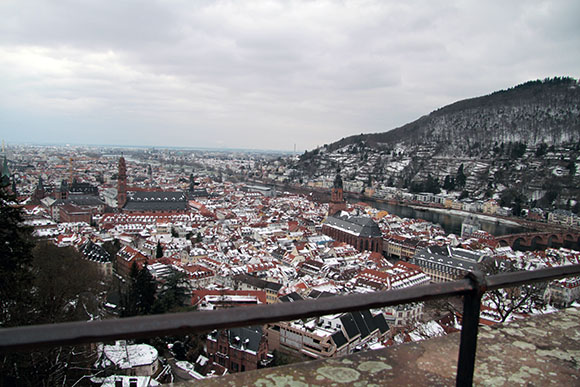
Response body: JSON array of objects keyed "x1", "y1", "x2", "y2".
[
  {"x1": 95, "y1": 341, "x2": 160, "y2": 377},
  {"x1": 233, "y1": 274, "x2": 283, "y2": 304},
  {"x1": 267, "y1": 310, "x2": 389, "y2": 359},
  {"x1": 545, "y1": 278, "x2": 580, "y2": 307},
  {"x1": 116, "y1": 245, "x2": 148, "y2": 278},
  {"x1": 548, "y1": 209, "x2": 578, "y2": 226},
  {"x1": 206, "y1": 327, "x2": 269, "y2": 373},
  {"x1": 412, "y1": 246, "x2": 489, "y2": 283}
]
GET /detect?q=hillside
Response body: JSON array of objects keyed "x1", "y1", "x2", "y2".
[{"x1": 274, "y1": 77, "x2": 580, "y2": 213}]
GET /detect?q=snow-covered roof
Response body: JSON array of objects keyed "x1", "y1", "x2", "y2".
[{"x1": 101, "y1": 342, "x2": 158, "y2": 369}]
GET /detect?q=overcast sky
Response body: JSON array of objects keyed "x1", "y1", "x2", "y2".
[{"x1": 1, "y1": 1, "x2": 578, "y2": 151}]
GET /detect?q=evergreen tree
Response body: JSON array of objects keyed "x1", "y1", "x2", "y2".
[
  {"x1": 567, "y1": 160, "x2": 576, "y2": 176},
  {"x1": 122, "y1": 263, "x2": 156, "y2": 316},
  {"x1": 424, "y1": 174, "x2": 441, "y2": 194},
  {"x1": 0, "y1": 189, "x2": 35, "y2": 327},
  {"x1": 135, "y1": 266, "x2": 156, "y2": 315},
  {"x1": 121, "y1": 262, "x2": 140, "y2": 317},
  {"x1": 0, "y1": 195, "x2": 105, "y2": 385},
  {"x1": 455, "y1": 164, "x2": 466, "y2": 188},
  {"x1": 509, "y1": 141, "x2": 527, "y2": 159},
  {"x1": 156, "y1": 241, "x2": 163, "y2": 258},
  {"x1": 443, "y1": 175, "x2": 451, "y2": 190},
  {"x1": 153, "y1": 270, "x2": 190, "y2": 314},
  {"x1": 535, "y1": 143, "x2": 548, "y2": 157}
]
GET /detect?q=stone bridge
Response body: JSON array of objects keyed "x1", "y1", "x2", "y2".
[{"x1": 495, "y1": 231, "x2": 580, "y2": 249}]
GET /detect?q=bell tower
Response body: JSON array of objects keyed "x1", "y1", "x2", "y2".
[
  {"x1": 117, "y1": 156, "x2": 127, "y2": 209},
  {"x1": 328, "y1": 171, "x2": 347, "y2": 216}
]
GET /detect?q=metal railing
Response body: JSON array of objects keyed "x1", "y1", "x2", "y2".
[{"x1": 1, "y1": 264, "x2": 580, "y2": 386}]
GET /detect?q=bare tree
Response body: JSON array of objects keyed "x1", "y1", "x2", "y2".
[{"x1": 481, "y1": 259, "x2": 547, "y2": 323}]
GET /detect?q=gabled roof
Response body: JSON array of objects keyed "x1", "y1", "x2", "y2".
[
  {"x1": 228, "y1": 326, "x2": 263, "y2": 352},
  {"x1": 80, "y1": 240, "x2": 111, "y2": 263},
  {"x1": 207, "y1": 326, "x2": 263, "y2": 353},
  {"x1": 373, "y1": 313, "x2": 390, "y2": 334},
  {"x1": 340, "y1": 314, "x2": 360, "y2": 340},
  {"x1": 325, "y1": 215, "x2": 382, "y2": 238},
  {"x1": 279, "y1": 292, "x2": 303, "y2": 303},
  {"x1": 307, "y1": 290, "x2": 336, "y2": 300},
  {"x1": 233, "y1": 274, "x2": 283, "y2": 292},
  {"x1": 360, "y1": 310, "x2": 378, "y2": 334},
  {"x1": 66, "y1": 194, "x2": 105, "y2": 206},
  {"x1": 124, "y1": 191, "x2": 188, "y2": 212},
  {"x1": 332, "y1": 330, "x2": 348, "y2": 348},
  {"x1": 351, "y1": 311, "x2": 370, "y2": 339}
]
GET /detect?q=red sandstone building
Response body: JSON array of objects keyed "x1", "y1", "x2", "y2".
[
  {"x1": 115, "y1": 245, "x2": 148, "y2": 278},
  {"x1": 322, "y1": 215, "x2": 383, "y2": 253},
  {"x1": 323, "y1": 172, "x2": 383, "y2": 253},
  {"x1": 328, "y1": 173, "x2": 347, "y2": 217},
  {"x1": 206, "y1": 327, "x2": 269, "y2": 373},
  {"x1": 116, "y1": 157, "x2": 189, "y2": 214},
  {"x1": 59, "y1": 203, "x2": 92, "y2": 224}
]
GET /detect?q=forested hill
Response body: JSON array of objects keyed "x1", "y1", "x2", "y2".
[
  {"x1": 326, "y1": 77, "x2": 580, "y2": 153},
  {"x1": 282, "y1": 77, "x2": 580, "y2": 211}
]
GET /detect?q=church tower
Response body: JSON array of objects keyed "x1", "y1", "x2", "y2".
[
  {"x1": 328, "y1": 172, "x2": 347, "y2": 216},
  {"x1": 32, "y1": 176, "x2": 46, "y2": 202},
  {"x1": 147, "y1": 164, "x2": 153, "y2": 186},
  {"x1": 56, "y1": 179, "x2": 68, "y2": 200},
  {"x1": 117, "y1": 156, "x2": 127, "y2": 209}
]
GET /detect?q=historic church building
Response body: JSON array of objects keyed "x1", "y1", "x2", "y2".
[
  {"x1": 322, "y1": 172, "x2": 383, "y2": 253},
  {"x1": 117, "y1": 156, "x2": 188, "y2": 213}
]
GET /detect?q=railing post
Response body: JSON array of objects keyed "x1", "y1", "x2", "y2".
[{"x1": 456, "y1": 270, "x2": 487, "y2": 387}]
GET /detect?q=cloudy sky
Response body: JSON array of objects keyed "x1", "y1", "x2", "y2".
[{"x1": 1, "y1": 1, "x2": 578, "y2": 151}]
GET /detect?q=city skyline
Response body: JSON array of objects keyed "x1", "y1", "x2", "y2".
[{"x1": 1, "y1": 0, "x2": 579, "y2": 151}]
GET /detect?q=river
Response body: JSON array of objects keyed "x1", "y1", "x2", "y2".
[
  {"x1": 256, "y1": 181, "x2": 528, "y2": 236},
  {"x1": 355, "y1": 200, "x2": 527, "y2": 236}
]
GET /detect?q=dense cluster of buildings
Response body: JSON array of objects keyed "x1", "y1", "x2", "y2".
[{"x1": 2, "y1": 145, "x2": 579, "y2": 382}]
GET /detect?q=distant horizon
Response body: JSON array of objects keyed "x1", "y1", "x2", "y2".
[
  {"x1": 3, "y1": 140, "x2": 295, "y2": 155},
  {"x1": 3, "y1": 76, "x2": 579, "y2": 156}
]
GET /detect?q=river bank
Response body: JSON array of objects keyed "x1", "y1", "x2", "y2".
[
  {"x1": 408, "y1": 205, "x2": 521, "y2": 227},
  {"x1": 246, "y1": 180, "x2": 529, "y2": 236}
]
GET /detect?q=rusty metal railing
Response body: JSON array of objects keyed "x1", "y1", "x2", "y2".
[{"x1": 1, "y1": 264, "x2": 580, "y2": 386}]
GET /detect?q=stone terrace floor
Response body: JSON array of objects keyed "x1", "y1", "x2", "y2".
[{"x1": 172, "y1": 307, "x2": 580, "y2": 386}]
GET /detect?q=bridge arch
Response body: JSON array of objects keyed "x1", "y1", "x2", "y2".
[
  {"x1": 513, "y1": 237, "x2": 526, "y2": 250},
  {"x1": 531, "y1": 235, "x2": 543, "y2": 249},
  {"x1": 497, "y1": 239, "x2": 510, "y2": 247},
  {"x1": 547, "y1": 234, "x2": 562, "y2": 247}
]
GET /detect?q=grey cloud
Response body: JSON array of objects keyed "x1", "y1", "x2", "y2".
[{"x1": 0, "y1": 0, "x2": 579, "y2": 151}]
